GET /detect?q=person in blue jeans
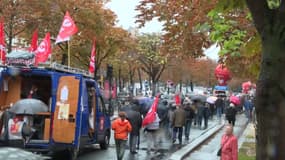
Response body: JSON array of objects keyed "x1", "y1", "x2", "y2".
[
  {"x1": 215, "y1": 97, "x2": 224, "y2": 124},
  {"x1": 244, "y1": 97, "x2": 253, "y2": 122},
  {"x1": 183, "y1": 102, "x2": 195, "y2": 140}
]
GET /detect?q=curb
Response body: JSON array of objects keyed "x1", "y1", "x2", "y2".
[{"x1": 168, "y1": 124, "x2": 224, "y2": 160}]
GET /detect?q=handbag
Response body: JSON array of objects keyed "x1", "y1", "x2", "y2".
[
  {"x1": 217, "y1": 136, "x2": 231, "y2": 156},
  {"x1": 217, "y1": 147, "x2": 222, "y2": 156}
]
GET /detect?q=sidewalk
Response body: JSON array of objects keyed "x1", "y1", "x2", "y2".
[
  {"x1": 178, "y1": 114, "x2": 248, "y2": 160},
  {"x1": 238, "y1": 123, "x2": 256, "y2": 160}
]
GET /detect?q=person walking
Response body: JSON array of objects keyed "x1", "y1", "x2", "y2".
[
  {"x1": 112, "y1": 112, "x2": 132, "y2": 160},
  {"x1": 244, "y1": 97, "x2": 253, "y2": 122},
  {"x1": 125, "y1": 109, "x2": 142, "y2": 154},
  {"x1": 196, "y1": 101, "x2": 205, "y2": 129},
  {"x1": 167, "y1": 104, "x2": 176, "y2": 138},
  {"x1": 225, "y1": 103, "x2": 237, "y2": 126},
  {"x1": 203, "y1": 103, "x2": 210, "y2": 129},
  {"x1": 183, "y1": 102, "x2": 195, "y2": 141},
  {"x1": 219, "y1": 124, "x2": 238, "y2": 160},
  {"x1": 144, "y1": 112, "x2": 160, "y2": 153},
  {"x1": 172, "y1": 104, "x2": 186, "y2": 145},
  {"x1": 215, "y1": 97, "x2": 224, "y2": 124}
]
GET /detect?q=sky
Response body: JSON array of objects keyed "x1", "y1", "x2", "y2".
[
  {"x1": 105, "y1": 0, "x2": 219, "y2": 60},
  {"x1": 105, "y1": 0, "x2": 163, "y2": 33}
]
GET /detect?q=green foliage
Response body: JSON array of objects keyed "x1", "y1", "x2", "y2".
[
  {"x1": 215, "y1": 0, "x2": 247, "y2": 11},
  {"x1": 207, "y1": 10, "x2": 247, "y2": 57},
  {"x1": 137, "y1": 33, "x2": 167, "y2": 65},
  {"x1": 267, "y1": 0, "x2": 281, "y2": 9},
  {"x1": 137, "y1": 33, "x2": 167, "y2": 82}
]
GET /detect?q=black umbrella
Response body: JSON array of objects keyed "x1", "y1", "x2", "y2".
[
  {"x1": 9, "y1": 99, "x2": 48, "y2": 115},
  {"x1": 190, "y1": 94, "x2": 207, "y2": 102}
]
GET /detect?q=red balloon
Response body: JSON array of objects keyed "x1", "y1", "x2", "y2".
[{"x1": 214, "y1": 64, "x2": 231, "y2": 86}]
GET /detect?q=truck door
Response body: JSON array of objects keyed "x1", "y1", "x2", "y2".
[{"x1": 52, "y1": 76, "x2": 80, "y2": 144}]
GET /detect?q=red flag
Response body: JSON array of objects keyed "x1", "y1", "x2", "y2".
[
  {"x1": 35, "y1": 32, "x2": 51, "y2": 65},
  {"x1": 0, "y1": 18, "x2": 6, "y2": 64},
  {"x1": 29, "y1": 29, "x2": 38, "y2": 52},
  {"x1": 175, "y1": 94, "x2": 180, "y2": 105},
  {"x1": 142, "y1": 96, "x2": 160, "y2": 127},
  {"x1": 89, "y1": 38, "x2": 96, "y2": 73},
  {"x1": 55, "y1": 11, "x2": 78, "y2": 44}
]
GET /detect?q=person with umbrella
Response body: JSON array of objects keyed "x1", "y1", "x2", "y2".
[
  {"x1": 215, "y1": 96, "x2": 225, "y2": 124},
  {"x1": 125, "y1": 106, "x2": 142, "y2": 154},
  {"x1": 225, "y1": 103, "x2": 237, "y2": 126},
  {"x1": 183, "y1": 100, "x2": 195, "y2": 141}
]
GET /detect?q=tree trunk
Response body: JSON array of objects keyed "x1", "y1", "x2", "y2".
[
  {"x1": 256, "y1": 35, "x2": 285, "y2": 160},
  {"x1": 152, "y1": 81, "x2": 156, "y2": 97},
  {"x1": 138, "y1": 68, "x2": 142, "y2": 91},
  {"x1": 118, "y1": 67, "x2": 122, "y2": 92}
]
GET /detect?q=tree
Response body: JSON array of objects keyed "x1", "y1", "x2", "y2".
[
  {"x1": 242, "y1": 1, "x2": 285, "y2": 159},
  {"x1": 135, "y1": 0, "x2": 215, "y2": 57},
  {"x1": 137, "y1": 33, "x2": 167, "y2": 96},
  {"x1": 0, "y1": 0, "x2": 131, "y2": 75},
  {"x1": 137, "y1": 0, "x2": 285, "y2": 159}
]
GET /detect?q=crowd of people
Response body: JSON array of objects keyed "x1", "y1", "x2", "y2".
[{"x1": 111, "y1": 93, "x2": 255, "y2": 160}]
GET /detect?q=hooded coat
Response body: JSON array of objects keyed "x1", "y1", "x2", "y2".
[
  {"x1": 112, "y1": 118, "x2": 132, "y2": 140},
  {"x1": 221, "y1": 134, "x2": 238, "y2": 160}
]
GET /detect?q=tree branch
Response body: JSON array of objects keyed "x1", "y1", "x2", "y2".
[
  {"x1": 246, "y1": 0, "x2": 271, "y2": 34},
  {"x1": 155, "y1": 64, "x2": 165, "y2": 82}
]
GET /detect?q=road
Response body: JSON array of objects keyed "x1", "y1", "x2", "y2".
[{"x1": 77, "y1": 117, "x2": 221, "y2": 160}]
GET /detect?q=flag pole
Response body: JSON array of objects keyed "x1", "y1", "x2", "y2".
[
  {"x1": 68, "y1": 40, "x2": 70, "y2": 67},
  {"x1": 0, "y1": 50, "x2": 2, "y2": 64}
]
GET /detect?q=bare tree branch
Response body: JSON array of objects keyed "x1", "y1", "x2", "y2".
[{"x1": 155, "y1": 64, "x2": 166, "y2": 82}]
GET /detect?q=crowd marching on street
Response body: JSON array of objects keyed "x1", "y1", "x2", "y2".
[{"x1": 111, "y1": 90, "x2": 255, "y2": 160}]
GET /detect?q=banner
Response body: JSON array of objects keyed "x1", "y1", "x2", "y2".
[
  {"x1": 55, "y1": 11, "x2": 78, "y2": 44},
  {"x1": 29, "y1": 29, "x2": 38, "y2": 52},
  {"x1": 35, "y1": 32, "x2": 51, "y2": 65}
]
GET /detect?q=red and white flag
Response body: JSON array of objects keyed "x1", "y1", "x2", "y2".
[
  {"x1": 89, "y1": 38, "x2": 96, "y2": 73},
  {"x1": 55, "y1": 11, "x2": 78, "y2": 44},
  {"x1": 35, "y1": 32, "x2": 51, "y2": 65},
  {"x1": 0, "y1": 18, "x2": 6, "y2": 64},
  {"x1": 175, "y1": 94, "x2": 181, "y2": 105},
  {"x1": 142, "y1": 95, "x2": 160, "y2": 127},
  {"x1": 29, "y1": 29, "x2": 38, "y2": 52}
]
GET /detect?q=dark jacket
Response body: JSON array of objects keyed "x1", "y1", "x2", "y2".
[
  {"x1": 215, "y1": 98, "x2": 224, "y2": 108},
  {"x1": 225, "y1": 106, "x2": 237, "y2": 120},
  {"x1": 125, "y1": 110, "x2": 142, "y2": 136},
  {"x1": 184, "y1": 105, "x2": 195, "y2": 120},
  {"x1": 172, "y1": 107, "x2": 186, "y2": 127}
]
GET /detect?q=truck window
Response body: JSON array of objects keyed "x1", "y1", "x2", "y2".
[{"x1": 98, "y1": 96, "x2": 107, "y2": 114}]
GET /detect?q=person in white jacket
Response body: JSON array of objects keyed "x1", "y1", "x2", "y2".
[{"x1": 144, "y1": 113, "x2": 160, "y2": 153}]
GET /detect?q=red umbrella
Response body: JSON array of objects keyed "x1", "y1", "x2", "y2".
[{"x1": 230, "y1": 96, "x2": 241, "y2": 106}]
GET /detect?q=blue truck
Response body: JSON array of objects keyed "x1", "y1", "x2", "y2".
[{"x1": 0, "y1": 63, "x2": 112, "y2": 159}]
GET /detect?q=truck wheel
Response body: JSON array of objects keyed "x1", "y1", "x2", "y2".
[
  {"x1": 69, "y1": 148, "x2": 79, "y2": 160},
  {"x1": 100, "y1": 132, "x2": 110, "y2": 150}
]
